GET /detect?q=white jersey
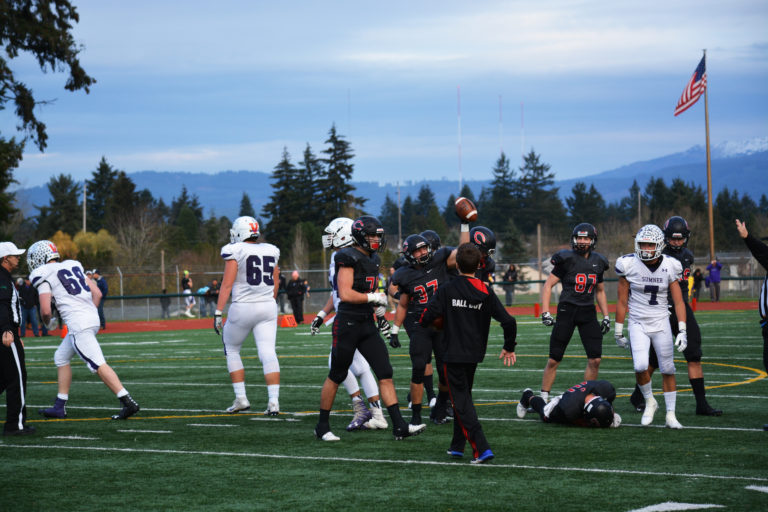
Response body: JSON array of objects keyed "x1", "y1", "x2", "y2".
[
  {"x1": 220, "y1": 241, "x2": 280, "y2": 303},
  {"x1": 615, "y1": 253, "x2": 682, "y2": 329},
  {"x1": 30, "y1": 260, "x2": 100, "y2": 333},
  {"x1": 329, "y1": 251, "x2": 341, "y2": 311}
]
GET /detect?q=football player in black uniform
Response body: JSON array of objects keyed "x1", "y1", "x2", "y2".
[
  {"x1": 420, "y1": 243, "x2": 517, "y2": 463},
  {"x1": 538, "y1": 223, "x2": 610, "y2": 402},
  {"x1": 517, "y1": 380, "x2": 620, "y2": 428},
  {"x1": 469, "y1": 226, "x2": 496, "y2": 284},
  {"x1": 314, "y1": 216, "x2": 426, "y2": 441},
  {"x1": 629, "y1": 216, "x2": 722, "y2": 416}
]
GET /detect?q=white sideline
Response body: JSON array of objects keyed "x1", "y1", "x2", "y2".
[
  {"x1": 627, "y1": 502, "x2": 724, "y2": 511},
  {"x1": 2, "y1": 444, "x2": 767, "y2": 483}
]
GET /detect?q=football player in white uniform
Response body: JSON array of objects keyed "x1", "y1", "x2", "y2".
[
  {"x1": 310, "y1": 217, "x2": 388, "y2": 431},
  {"x1": 614, "y1": 225, "x2": 687, "y2": 429},
  {"x1": 29, "y1": 241, "x2": 140, "y2": 420},
  {"x1": 214, "y1": 216, "x2": 281, "y2": 415}
]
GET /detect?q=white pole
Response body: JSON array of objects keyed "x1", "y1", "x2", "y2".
[
  {"x1": 521, "y1": 101, "x2": 525, "y2": 161},
  {"x1": 499, "y1": 94, "x2": 503, "y2": 156},
  {"x1": 82, "y1": 182, "x2": 87, "y2": 233},
  {"x1": 457, "y1": 85, "x2": 463, "y2": 191}
]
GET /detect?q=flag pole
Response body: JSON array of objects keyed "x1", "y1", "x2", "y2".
[{"x1": 703, "y1": 49, "x2": 715, "y2": 261}]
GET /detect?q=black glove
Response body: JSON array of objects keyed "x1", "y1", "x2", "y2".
[
  {"x1": 310, "y1": 315, "x2": 323, "y2": 335},
  {"x1": 389, "y1": 333, "x2": 401, "y2": 348},
  {"x1": 541, "y1": 312, "x2": 554, "y2": 326},
  {"x1": 377, "y1": 315, "x2": 391, "y2": 337},
  {"x1": 600, "y1": 317, "x2": 611, "y2": 335}
]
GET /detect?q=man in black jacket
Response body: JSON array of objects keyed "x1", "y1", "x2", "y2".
[
  {"x1": 420, "y1": 243, "x2": 517, "y2": 464},
  {"x1": 0, "y1": 242, "x2": 35, "y2": 435}
]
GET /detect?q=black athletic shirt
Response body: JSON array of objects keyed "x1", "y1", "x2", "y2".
[
  {"x1": 555, "y1": 380, "x2": 616, "y2": 424},
  {"x1": 335, "y1": 246, "x2": 381, "y2": 318},
  {"x1": 392, "y1": 247, "x2": 452, "y2": 318},
  {"x1": 551, "y1": 250, "x2": 609, "y2": 307},
  {"x1": 663, "y1": 246, "x2": 694, "y2": 301}
]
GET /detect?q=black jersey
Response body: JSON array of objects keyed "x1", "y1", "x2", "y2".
[
  {"x1": 663, "y1": 247, "x2": 694, "y2": 301},
  {"x1": 334, "y1": 246, "x2": 381, "y2": 317},
  {"x1": 475, "y1": 256, "x2": 496, "y2": 284},
  {"x1": 392, "y1": 247, "x2": 452, "y2": 318},
  {"x1": 551, "y1": 250, "x2": 609, "y2": 307},
  {"x1": 555, "y1": 380, "x2": 616, "y2": 424}
]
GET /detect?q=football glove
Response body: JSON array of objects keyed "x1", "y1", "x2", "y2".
[
  {"x1": 600, "y1": 317, "x2": 611, "y2": 335},
  {"x1": 310, "y1": 310, "x2": 326, "y2": 335},
  {"x1": 389, "y1": 333, "x2": 401, "y2": 348},
  {"x1": 614, "y1": 335, "x2": 629, "y2": 349},
  {"x1": 374, "y1": 305, "x2": 387, "y2": 318},
  {"x1": 213, "y1": 311, "x2": 223, "y2": 335},
  {"x1": 45, "y1": 315, "x2": 59, "y2": 332},
  {"x1": 376, "y1": 315, "x2": 391, "y2": 337},
  {"x1": 541, "y1": 312, "x2": 554, "y2": 326},
  {"x1": 366, "y1": 292, "x2": 388, "y2": 307},
  {"x1": 675, "y1": 330, "x2": 688, "y2": 352}
]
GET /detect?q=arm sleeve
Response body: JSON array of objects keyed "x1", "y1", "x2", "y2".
[
  {"x1": 490, "y1": 294, "x2": 517, "y2": 351},
  {"x1": 744, "y1": 234, "x2": 768, "y2": 271}
]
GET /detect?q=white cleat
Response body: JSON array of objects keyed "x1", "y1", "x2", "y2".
[
  {"x1": 428, "y1": 397, "x2": 437, "y2": 408},
  {"x1": 517, "y1": 388, "x2": 533, "y2": 419},
  {"x1": 265, "y1": 401, "x2": 280, "y2": 416},
  {"x1": 640, "y1": 397, "x2": 658, "y2": 426},
  {"x1": 226, "y1": 396, "x2": 250, "y2": 414},
  {"x1": 363, "y1": 408, "x2": 388, "y2": 430},
  {"x1": 315, "y1": 429, "x2": 340, "y2": 441},
  {"x1": 665, "y1": 411, "x2": 683, "y2": 429}
]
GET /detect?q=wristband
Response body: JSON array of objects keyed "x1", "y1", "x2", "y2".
[
  {"x1": 391, "y1": 324, "x2": 400, "y2": 335},
  {"x1": 215, "y1": 310, "x2": 222, "y2": 316},
  {"x1": 678, "y1": 321, "x2": 686, "y2": 332},
  {"x1": 614, "y1": 322, "x2": 623, "y2": 336},
  {"x1": 317, "y1": 310, "x2": 327, "y2": 319},
  {"x1": 460, "y1": 223, "x2": 469, "y2": 233}
]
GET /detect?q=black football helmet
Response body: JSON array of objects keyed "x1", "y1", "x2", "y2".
[
  {"x1": 402, "y1": 234, "x2": 432, "y2": 266},
  {"x1": 571, "y1": 223, "x2": 598, "y2": 254},
  {"x1": 469, "y1": 226, "x2": 496, "y2": 257},
  {"x1": 584, "y1": 396, "x2": 614, "y2": 428},
  {"x1": 351, "y1": 216, "x2": 385, "y2": 253},
  {"x1": 662, "y1": 216, "x2": 690, "y2": 253},
  {"x1": 419, "y1": 230, "x2": 442, "y2": 252}
]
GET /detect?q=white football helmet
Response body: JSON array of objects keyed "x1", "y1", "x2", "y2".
[
  {"x1": 634, "y1": 224, "x2": 665, "y2": 261},
  {"x1": 230, "y1": 216, "x2": 260, "y2": 244},
  {"x1": 322, "y1": 217, "x2": 354, "y2": 249},
  {"x1": 27, "y1": 240, "x2": 60, "y2": 271}
]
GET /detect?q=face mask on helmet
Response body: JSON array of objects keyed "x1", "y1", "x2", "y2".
[
  {"x1": 571, "y1": 223, "x2": 597, "y2": 254},
  {"x1": 27, "y1": 240, "x2": 60, "y2": 271},
  {"x1": 662, "y1": 216, "x2": 690, "y2": 252},
  {"x1": 323, "y1": 217, "x2": 354, "y2": 249},
  {"x1": 634, "y1": 225, "x2": 665, "y2": 261},
  {"x1": 402, "y1": 235, "x2": 432, "y2": 266},
  {"x1": 351, "y1": 216, "x2": 386, "y2": 253}
]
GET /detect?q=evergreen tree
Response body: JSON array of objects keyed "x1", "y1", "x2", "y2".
[
  {"x1": 400, "y1": 196, "x2": 416, "y2": 235},
  {"x1": 298, "y1": 143, "x2": 323, "y2": 219},
  {"x1": 104, "y1": 171, "x2": 141, "y2": 230},
  {"x1": 262, "y1": 148, "x2": 302, "y2": 251},
  {"x1": 515, "y1": 149, "x2": 567, "y2": 235},
  {"x1": 170, "y1": 186, "x2": 204, "y2": 225},
  {"x1": 566, "y1": 182, "x2": 606, "y2": 225},
  {"x1": 317, "y1": 125, "x2": 366, "y2": 221},
  {"x1": 442, "y1": 193, "x2": 459, "y2": 228},
  {"x1": 481, "y1": 152, "x2": 517, "y2": 235},
  {"x1": 36, "y1": 174, "x2": 82, "y2": 236},
  {"x1": 759, "y1": 194, "x2": 768, "y2": 216},
  {"x1": 0, "y1": 138, "x2": 22, "y2": 232},
  {"x1": 86, "y1": 157, "x2": 118, "y2": 232},
  {"x1": 415, "y1": 185, "x2": 437, "y2": 218},
  {"x1": 379, "y1": 194, "x2": 399, "y2": 236},
  {"x1": 239, "y1": 192, "x2": 255, "y2": 217}
]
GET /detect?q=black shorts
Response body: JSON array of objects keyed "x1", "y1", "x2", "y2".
[
  {"x1": 329, "y1": 313, "x2": 393, "y2": 383},
  {"x1": 549, "y1": 302, "x2": 602, "y2": 361},
  {"x1": 650, "y1": 301, "x2": 702, "y2": 365},
  {"x1": 404, "y1": 317, "x2": 437, "y2": 367}
]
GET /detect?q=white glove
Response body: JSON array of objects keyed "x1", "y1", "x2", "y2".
[
  {"x1": 366, "y1": 292, "x2": 388, "y2": 307},
  {"x1": 614, "y1": 322, "x2": 629, "y2": 349},
  {"x1": 675, "y1": 330, "x2": 688, "y2": 352},
  {"x1": 46, "y1": 316, "x2": 59, "y2": 331},
  {"x1": 611, "y1": 412, "x2": 622, "y2": 428},
  {"x1": 376, "y1": 315, "x2": 391, "y2": 337},
  {"x1": 374, "y1": 305, "x2": 387, "y2": 317},
  {"x1": 213, "y1": 311, "x2": 223, "y2": 335}
]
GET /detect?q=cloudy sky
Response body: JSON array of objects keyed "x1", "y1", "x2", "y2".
[{"x1": 6, "y1": 1, "x2": 768, "y2": 190}]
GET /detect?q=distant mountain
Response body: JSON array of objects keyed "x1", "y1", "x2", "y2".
[{"x1": 13, "y1": 138, "x2": 768, "y2": 222}]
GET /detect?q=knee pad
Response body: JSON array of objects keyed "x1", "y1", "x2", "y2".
[
  {"x1": 260, "y1": 353, "x2": 280, "y2": 375},
  {"x1": 328, "y1": 367, "x2": 348, "y2": 384},
  {"x1": 659, "y1": 360, "x2": 676, "y2": 375},
  {"x1": 411, "y1": 367, "x2": 425, "y2": 385},
  {"x1": 226, "y1": 353, "x2": 244, "y2": 373},
  {"x1": 53, "y1": 344, "x2": 72, "y2": 368}
]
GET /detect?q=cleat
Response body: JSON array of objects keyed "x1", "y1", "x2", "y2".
[
  {"x1": 665, "y1": 411, "x2": 683, "y2": 429},
  {"x1": 314, "y1": 428, "x2": 340, "y2": 441},
  {"x1": 430, "y1": 403, "x2": 451, "y2": 425},
  {"x1": 346, "y1": 400, "x2": 373, "y2": 431},
  {"x1": 517, "y1": 388, "x2": 533, "y2": 419},
  {"x1": 111, "y1": 394, "x2": 140, "y2": 420},
  {"x1": 184, "y1": 310, "x2": 194, "y2": 318},
  {"x1": 446, "y1": 450, "x2": 464, "y2": 458},
  {"x1": 431, "y1": 416, "x2": 450, "y2": 425},
  {"x1": 39, "y1": 397, "x2": 67, "y2": 419},
  {"x1": 394, "y1": 423, "x2": 426, "y2": 440},
  {"x1": 429, "y1": 396, "x2": 437, "y2": 408},
  {"x1": 225, "y1": 396, "x2": 251, "y2": 414},
  {"x1": 696, "y1": 403, "x2": 723, "y2": 416},
  {"x1": 640, "y1": 397, "x2": 658, "y2": 426},
  {"x1": 406, "y1": 391, "x2": 412, "y2": 409},
  {"x1": 265, "y1": 401, "x2": 280, "y2": 416},
  {"x1": 630, "y1": 387, "x2": 645, "y2": 412},
  {"x1": 470, "y1": 449, "x2": 495, "y2": 464},
  {"x1": 363, "y1": 408, "x2": 388, "y2": 430},
  {"x1": 3, "y1": 425, "x2": 36, "y2": 436}
]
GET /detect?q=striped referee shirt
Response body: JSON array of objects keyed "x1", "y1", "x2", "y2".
[{"x1": 743, "y1": 233, "x2": 768, "y2": 320}]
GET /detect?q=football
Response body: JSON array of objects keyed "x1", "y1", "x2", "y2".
[{"x1": 455, "y1": 196, "x2": 478, "y2": 222}]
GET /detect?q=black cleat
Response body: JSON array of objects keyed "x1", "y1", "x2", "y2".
[
  {"x1": 696, "y1": 403, "x2": 723, "y2": 416},
  {"x1": 3, "y1": 425, "x2": 36, "y2": 436},
  {"x1": 630, "y1": 387, "x2": 645, "y2": 412},
  {"x1": 112, "y1": 394, "x2": 140, "y2": 420},
  {"x1": 394, "y1": 423, "x2": 426, "y2": 440}
]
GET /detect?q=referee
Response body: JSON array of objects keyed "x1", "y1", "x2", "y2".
[{"x1": 0, "y1": 241, "x2": 35, "y2": 436}]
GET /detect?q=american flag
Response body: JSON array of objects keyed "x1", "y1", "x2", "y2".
[{"x1": 674, "y1": 56, "x2": 707, "y2": 116}]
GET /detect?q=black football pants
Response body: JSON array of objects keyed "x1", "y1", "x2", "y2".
[{"x1": 0, "y1": 337, "x2": 27, "y2": 433}]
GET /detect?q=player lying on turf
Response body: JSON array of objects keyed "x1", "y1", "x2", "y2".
[{"x1": 516, "y1": 379, "x2": 620, "y2": 428}]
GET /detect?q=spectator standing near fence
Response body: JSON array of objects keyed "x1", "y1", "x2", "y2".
[
  {"x1": 181, "y1": 270, "x2": 195, "y2": 318},
  {"x1": 17, "y1": 277, "x2": 40, "y2": 337},
  {"x1": 206, "y1": 279, "x2": 220, "y2": 318},
  {"x1": 691, "y1": 268, "x2": 704, "y2": 302},
  {"x1": 160, "y1": 289, "x2": 171, "y2": 319},
  {"x1": 503, "y1": 264, "x2": 518, "y2": 306},
  {"x1": 286, "y1": 271, "x2": 308, "y2": 324},
  {"x1": 706, "y1": 259, "x2": 722, "y2": 302}
]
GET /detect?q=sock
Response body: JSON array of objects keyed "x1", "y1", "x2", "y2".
[
  {"x1": 116, "y1": 388, "x2": 128, "y2": 398},
  {"x1": 663, "y1": 391, "x2": 677, "y2": 412},
  {"x1": 369, "y1": 399, "x2": 381, "y2": 408},
  {"x1": 318, "y1": 409, "x2": 330, "y2": 424},
  {"x1": 689, "y1": 377, "x2": 707, "y2": 407},
  {"x1": 411, "y1": 404, "x2": 423, "y2": 424},
  {"x1": 351, "y1": 395, "x2": 363, "y2": 404},
  {"x1": 57, "y1": 393, "x2": 69, "y2": 401},
  {"x1": 540, "y1": 390, "x2": 549, "y2": 402},
  {"x1": 423, "y1": 374, "x2": 435, "y2": 398},
  {"x1": 233, "y1": 381, "x2": 246, "y2": 398},
  {"x1": 267, "y1": 384, "x2": 279, "y2": 401},
  {"x1": 386, "y1": 403, "x2": 406, "y2": 430},
  {"x1": 639, "y1": 382, "x2": 653, "y2": 399}
]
